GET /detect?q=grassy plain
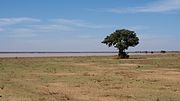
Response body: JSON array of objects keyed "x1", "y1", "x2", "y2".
[{"x1": 0, "y1": 53, "x2": 180, "y2": 101}]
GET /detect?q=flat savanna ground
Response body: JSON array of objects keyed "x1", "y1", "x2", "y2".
[{"x1": 0, "y1": 54, "x2": 180, "y2": 101}]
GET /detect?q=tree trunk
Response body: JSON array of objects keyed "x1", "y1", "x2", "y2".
[
  {"x1": 118, "y1": 49, "x2": 123, "y2": 57},
  {"x1": 118, "y1": 49, "x2": 129, "y2": 58}
]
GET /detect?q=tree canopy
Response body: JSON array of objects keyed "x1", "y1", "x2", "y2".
[{"x1": 102, "y1": 29, "x2": 139, "y2": 58}]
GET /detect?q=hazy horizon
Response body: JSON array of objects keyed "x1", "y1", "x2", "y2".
[{"x1": 0, "y1": 0, "x2": 180, "y2": 51}]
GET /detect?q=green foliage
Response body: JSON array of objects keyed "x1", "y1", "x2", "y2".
[{"x1": 102, "y1": 29, "x2": 139, "y2": 58}]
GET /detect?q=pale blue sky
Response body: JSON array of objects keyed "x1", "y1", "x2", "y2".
[{"x1": 0, "y1": 0, "x2": 180, "y2": 51}]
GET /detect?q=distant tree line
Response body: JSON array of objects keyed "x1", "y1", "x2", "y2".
[{"x1": 132, "y1": 50, "x2": 167, "y2": 54}]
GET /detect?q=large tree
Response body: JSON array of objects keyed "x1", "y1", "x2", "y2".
[{"x1": 102, "y1": 29, "x2": 139, "y2": 58}]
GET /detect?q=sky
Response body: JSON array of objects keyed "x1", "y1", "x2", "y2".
[{"x1": 0, "y1": 0, "x2": 180, "y2": 52}]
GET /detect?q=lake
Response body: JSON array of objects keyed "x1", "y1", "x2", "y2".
[{"x1": 0, "y1": 52, "x2": 157, "y2": 57}]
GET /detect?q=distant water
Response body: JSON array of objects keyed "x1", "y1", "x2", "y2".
[
  {"x1": 0, "y1": 52, "x2": 159, "y2": 58},
  {"x1": 0, "y1": 53, "x2": 116, "y2": 57}
]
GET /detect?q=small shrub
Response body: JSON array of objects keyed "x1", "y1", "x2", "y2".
[{"x1": 160, "y1": 50, "x2": 166, "y2": 53}]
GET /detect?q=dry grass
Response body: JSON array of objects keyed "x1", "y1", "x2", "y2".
[{"x1": 0, "y1": 53, "x2": 180, "y2": 101}]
